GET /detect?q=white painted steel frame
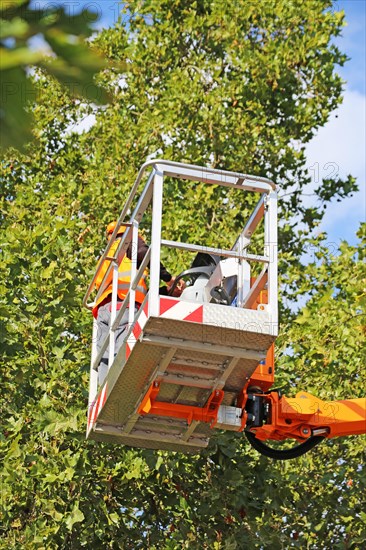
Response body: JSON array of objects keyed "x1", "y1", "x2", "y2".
[
  {"x1": 83, "y1": 159, "x2": 276, "y2": 309},
  {"x1": 83, "y1": 159, "x2": 277, "y2": 438},
  {"x1": 264, "y1": 191, "x2": 278, "y2": 325},
  {"x1": 149, "y1": 169, "x2": 164, "y2": 317}
]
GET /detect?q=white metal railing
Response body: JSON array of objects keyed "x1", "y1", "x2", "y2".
[{"x1": 83, "y1": 159, "x2": 277, "y2": 401}]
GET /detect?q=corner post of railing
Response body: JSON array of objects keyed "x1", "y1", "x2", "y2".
[
  {"x1": 149, "y1": 166, "x2": 164, "y2": 317},
  {"x1": 87, "y1": 317, "x2": 99, "y2": 433},
  {"x1": 129, "y1": 220, "x2": 138, "y2": 326},
  {"x1": 108, "y1": 257, "x2": 119, "y2": 367},
  {"x1": 264, "y1": 189, "x2": 278, "y2": 331},
  {"x1": 236, "y1": 234, "x2": 245, "y2": 308}
]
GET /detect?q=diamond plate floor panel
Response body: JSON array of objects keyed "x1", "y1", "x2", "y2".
[{"x1": 88, "y1": 313, "x2": 275, "y2": 452}]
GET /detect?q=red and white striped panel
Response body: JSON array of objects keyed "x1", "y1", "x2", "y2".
[
  {"x1": 126, "y1": 301, "x2": 149, "y2": 360},
  {"x1": 159, "y1": 297, "x2": 203, "y2": 323},
  {"x1": 125, "y1": 299, "x2": 203, "y2": 360},
  {"x1": 87, "y1": 382, "x2": 108, "y2": 432}
]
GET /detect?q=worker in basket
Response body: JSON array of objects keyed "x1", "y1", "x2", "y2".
[{"x1": 93, "y1": 221, "x2": 184, "y2": 380}]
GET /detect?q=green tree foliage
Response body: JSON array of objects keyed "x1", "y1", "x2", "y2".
[
  {"x1": 90, "y1": 0, "x2": 357, "y2": 291},
  {"x1": 0, "y1": 1, "x2": 365, "y2": 548},
  {"x1": 0, "y1": 0, "x2": 110, "y2": 152}
]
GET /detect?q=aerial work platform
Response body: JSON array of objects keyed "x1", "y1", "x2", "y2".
[{"x1": 84, "y1": 160, "x2": 278, "y2": 452}]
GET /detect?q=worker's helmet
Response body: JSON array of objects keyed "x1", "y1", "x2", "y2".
[{"x1": 105, "y1": 221, "x2": 125, "y2": 238}]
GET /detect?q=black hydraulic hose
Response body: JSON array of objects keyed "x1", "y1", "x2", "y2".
[{"x1": 245, "y1": 431, "x2": 325, "y2": 460}]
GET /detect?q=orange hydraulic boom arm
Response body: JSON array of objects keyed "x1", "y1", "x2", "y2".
[
  {"x1": 246, "y1": 391, "x2": 366, "y2": 442},
  {"x1": 241, "y1": 369, "x2": 366, "y2": 459},
  {"x1": 240, "y1": 287, "x2": 366, "y2": 458}
]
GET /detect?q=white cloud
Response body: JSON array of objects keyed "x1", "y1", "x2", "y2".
[{"x1": 306, "y1": 88, "x2": 366, "y2": 243}]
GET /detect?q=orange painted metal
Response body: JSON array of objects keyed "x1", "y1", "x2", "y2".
[
  {"x1": 138, "y1": 382, "x2": 225, "y2": 426},
  {"x1": 243, "y1": 283, "x2": 275, "y2": 393},
  {"x1": 244, "y1": 344, "x2": 275, "y2": 393},
  {"x1": 245, "y1": 273, "x2": 268, "y2": 309},
  {"x1": 244, "y1": 282, "x2": 366, "y2": 443},
  {"x1": 248, "y1": 391, "x2": 366, "y2": 442}
]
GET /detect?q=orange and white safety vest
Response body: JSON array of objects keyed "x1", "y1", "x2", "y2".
[{"x1": 93, "y1": 238, "x2": 148, "y2": 317}]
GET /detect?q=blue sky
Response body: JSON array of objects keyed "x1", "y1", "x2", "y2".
[
  {"x1": 30, "y1": 1, "x2": 365, "y2": 244},
  {"x1": 306, "y1": 0, "x2": 366, "y2": 245},
  {"x1": 29, "y1": 0, "x2": 123, "y2": 28},
  {"x1": 334, "y1": 0, "x2": 366, "y2": 94}
]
